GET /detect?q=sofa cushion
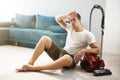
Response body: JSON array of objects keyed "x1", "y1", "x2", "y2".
[
  {"x1": 48, "y1": 25, "x2": 66, "y2": 33},
  {"x1": 9, "y1": 28, "x2": 43, "y2": 44},
  {"x1": 9, "y1": 28, "x2": 67, "y2": 47},
  {"x1": 13, "y1": 14, "x2": 36, "y2": 28},
  {"x1": 35, "y1": 15, "x2": 58, "y2": 30}
]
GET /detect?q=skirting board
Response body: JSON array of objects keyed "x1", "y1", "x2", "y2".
[{"x1": 103, "y1": 49, "x2": 120, "y2": 54}]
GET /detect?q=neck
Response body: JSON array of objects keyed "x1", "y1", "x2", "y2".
[{"x1": 74, "y1": 24, "x2": 83, "y2": 32}]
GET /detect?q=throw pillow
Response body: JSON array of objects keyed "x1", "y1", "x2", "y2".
[
  {"x1": 13, "y1": 14, "x2": 36, "y2": 28},
  {"x1": 35, "y1": 14, "x2": 58, "y2": 29}
]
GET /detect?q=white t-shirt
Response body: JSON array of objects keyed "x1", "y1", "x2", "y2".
[{"x1": 64, "y1": 24, "x2": 96, "y2": 55}]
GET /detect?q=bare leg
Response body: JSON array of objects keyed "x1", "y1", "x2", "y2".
[
  {"x1": 16, "y1": 54, "x2": 73, "y2": 71},
  {"x1": 28, "y1": 36, "x2": 52, "y2": 65},
  {"x1": 16, "y1": 36, "x2": 53, "y2": 72}
]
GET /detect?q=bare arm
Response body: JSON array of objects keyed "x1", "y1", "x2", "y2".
[
  {"x1": 55, "y1": 11, "x2": 77, "y2": 29},
  {"x1": 55, "y1": 14, "x2": 68, "y2": 29},
  {"x1": 85, "y1": 42, "x2": 100, "y2": 54},
  {"x1": 75, "y1": 42, "x2": 100, "y2": 63}
]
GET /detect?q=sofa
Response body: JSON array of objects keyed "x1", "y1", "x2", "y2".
[{"x1": 0, "y1": 14, "x2": 67, "y2": 48}]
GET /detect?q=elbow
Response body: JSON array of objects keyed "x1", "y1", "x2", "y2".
[
  {"x1": 55, "y1": 16, "x2": 58, "y2": 22},
  {"x1": 55, "y1": 15, "x2": 61, "y2": 23}
]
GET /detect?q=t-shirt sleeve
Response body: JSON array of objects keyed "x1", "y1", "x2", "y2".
[{"x1": 87, "y1": 32, "x2": 96, "y2": 44}]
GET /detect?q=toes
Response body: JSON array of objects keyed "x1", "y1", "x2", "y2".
[
  {"x1": 16, "y1": 66, "x2": 27, "y2": 72},
  {"x1": 16, "y1": 68, "x2": 26, "y2": 72},
  {"x1": 16, "y1": 64, "x2": 34, "y2": 72}
]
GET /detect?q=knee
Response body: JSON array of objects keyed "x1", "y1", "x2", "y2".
[
  {"x1": 41, "y1": 36, "x2": 52, "y2": 43},
  {"x1": 40, "y1": 36, "x2": 52, "y2": 48},
  {"x1": 41, "y1": 35, "x2": 49, "y2": 40},
  {"x1": 62, "y1": 55, "x2": 73, "y2": 64}
]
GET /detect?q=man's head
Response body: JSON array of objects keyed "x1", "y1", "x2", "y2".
[
  {"x1": 68, "y1": 11, "x2": 81, "y2": 20},
  {"x1": 68, "y1": 11, "x2": 81, "y2": 28}
]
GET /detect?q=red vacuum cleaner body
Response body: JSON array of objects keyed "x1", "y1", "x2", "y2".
[{"x1": 80, "y1": 54, "x2": 105, "y2": 72}]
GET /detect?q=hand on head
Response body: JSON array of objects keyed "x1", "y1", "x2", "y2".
[{"x1": 68, "y1": 10, "x2": 77, "y2": 20}]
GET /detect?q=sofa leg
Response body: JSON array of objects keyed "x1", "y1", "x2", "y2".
[{"x1": 15, "y1": 41, "x2": 19, "y2": 46}]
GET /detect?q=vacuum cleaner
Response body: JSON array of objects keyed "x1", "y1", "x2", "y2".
[
  {"x1": 80, "y1": 5, "x2": 112, "y2": 76},
  {"x1": 89, "y1": 4, "x2": 112, "y2": 76}
]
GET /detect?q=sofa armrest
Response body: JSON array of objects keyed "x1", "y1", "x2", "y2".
[{"x1": 0, "y1": 22, "x2": 15, "y2": 27}]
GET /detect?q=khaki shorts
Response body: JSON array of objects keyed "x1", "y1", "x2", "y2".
[{"x1": 45, "y1": 42, "x2": 76, "y2": 69}]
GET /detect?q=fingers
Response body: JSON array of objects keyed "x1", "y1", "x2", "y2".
[
  {"x1": 72, "y1": 10, "x2": 77, "y2": 16},
  {"x1": 74, "y1": 54, "x2": 80, "y2": 63},
  {"x1": 68, "y1": 10, "x2": 77, "y2": 19},
  {"x1": 74, "y1": 52, "x2": 83, "y2": 63}
]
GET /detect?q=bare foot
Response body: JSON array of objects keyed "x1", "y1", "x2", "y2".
[{"x1": 16, "y1": 64, "x2": 34, "y2": 72}]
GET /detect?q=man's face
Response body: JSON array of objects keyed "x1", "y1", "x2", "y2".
[
  {"x1": 70, "y1": 18, "x2": 76, "y2": 26},
  {"x1": 69, "y1": 17, "x2": 80, "y2": 28}
]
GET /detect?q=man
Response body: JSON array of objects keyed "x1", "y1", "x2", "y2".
[{"x1": 16, "y1": 11, "x2": 99, "y2": 71}]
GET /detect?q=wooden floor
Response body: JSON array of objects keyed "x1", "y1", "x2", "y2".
[{"x1": 0, "y1": 45, "x2": 120, "y2": 80}]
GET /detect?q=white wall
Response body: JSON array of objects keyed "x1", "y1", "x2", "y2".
[
  {"x1": 0, "y1": 0, "x2": 105, "y2": 29},
  {"x1": 2, "y1": 0, "x2": 115, "y2": 53},
  {"x1": 103, "y1": 0, "x2": 120, "y2": 54},
  {"x1": 0, "y1": 0, "x2": 106, "y2": 42}
]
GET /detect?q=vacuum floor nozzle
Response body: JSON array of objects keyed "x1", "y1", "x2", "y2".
[{"x1": 93, "y1": 68, "x2": 112, "y2": 76}]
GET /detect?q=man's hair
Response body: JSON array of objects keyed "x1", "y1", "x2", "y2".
[{"x1": 77, "y1": 13, "x2": 81, "y2": 20}]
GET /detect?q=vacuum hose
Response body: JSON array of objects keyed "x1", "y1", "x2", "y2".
[{"x1": 89, "y1": 4, "x2": 105, "y2": 60}]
